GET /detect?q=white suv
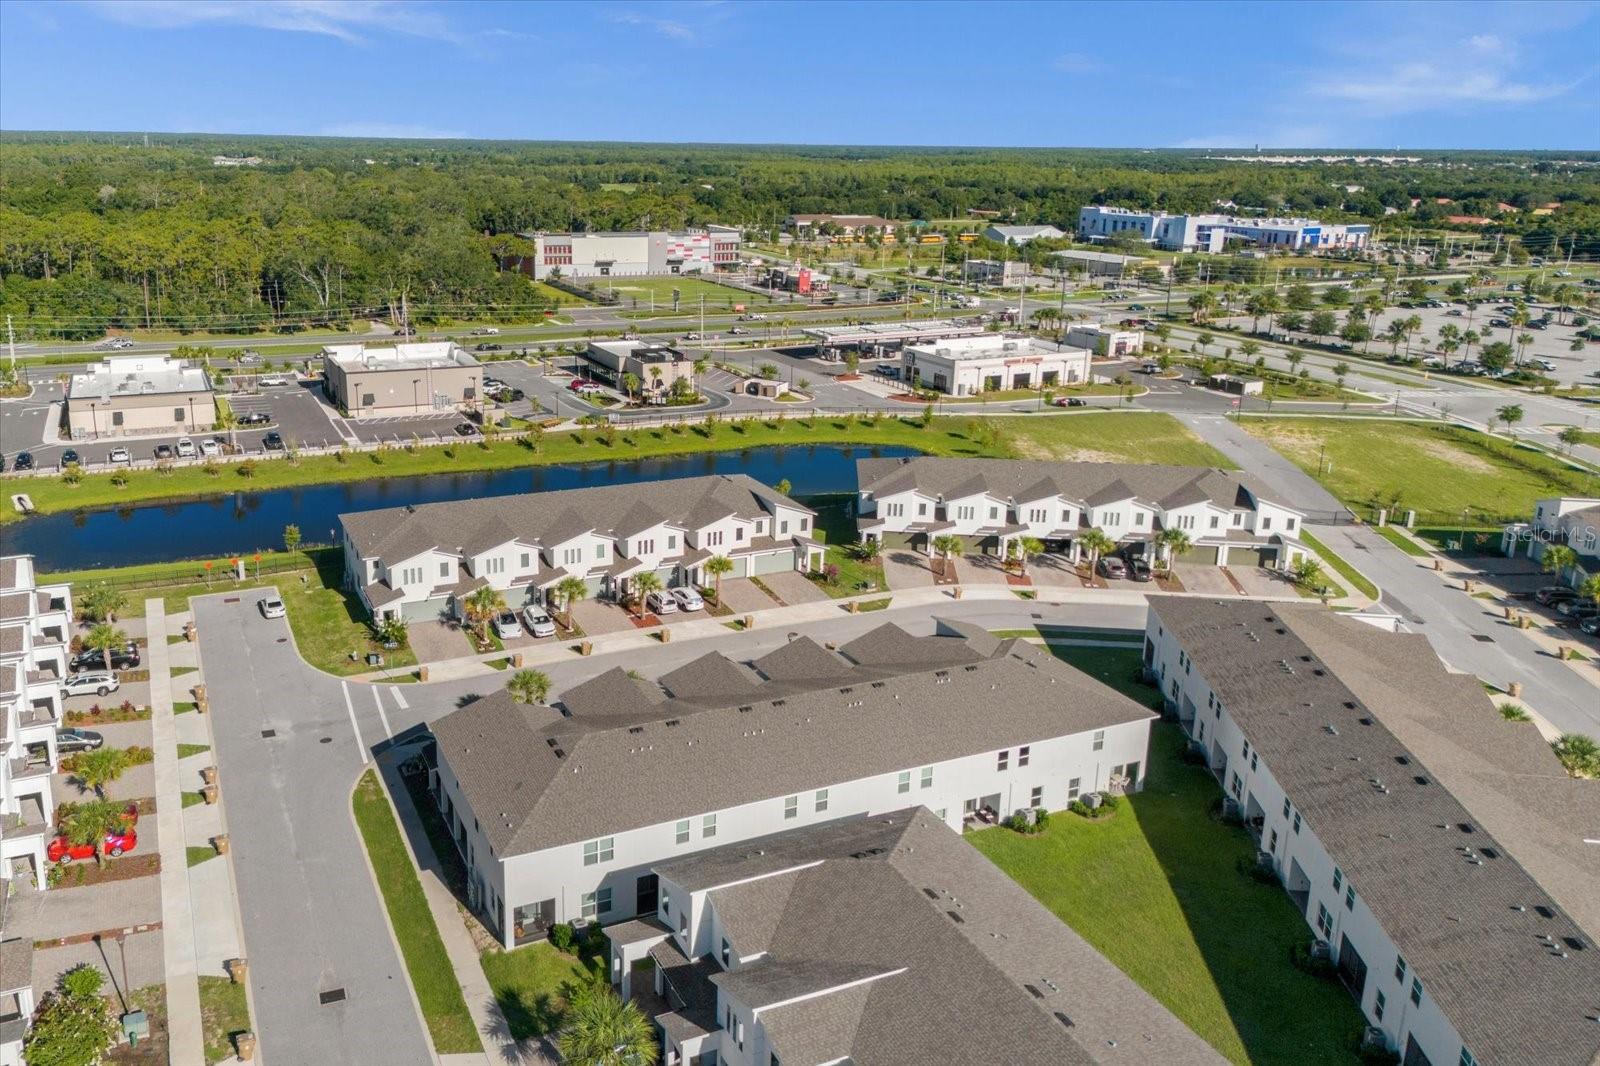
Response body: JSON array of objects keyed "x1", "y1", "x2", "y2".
[
  {"x1": 175, "y1": 437, "x2": 197, "y2": 459},
  {"x1": 521, "y1": 607, "x2": 556, "y2": 638},
  {"x1": 63, "y1": 673, "x2": 119, "y2": 698}
]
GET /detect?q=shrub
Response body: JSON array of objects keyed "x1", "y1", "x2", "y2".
[
  {"x1": 550, "y1": 922, "x2": 575, "y2": 953},
  {"x1": 1289, "y1": 941, "x2": 1337, "y2": 979},
  {"x1": 237, "y1": 459, "x2": 258, "y2": 479},
  {"x1": 1068, "y1": 799, "x2": 1092, "y2": 818},
  {"x1": 1552, "y1": 733, "x2": 1599, "y2": 779},
  {"x1": 1098, "y1": 792, "x2": 1122, "y2": 814},
  {"x1": 1498, "y1": 701, "x2": 1530, "y2": 722}
]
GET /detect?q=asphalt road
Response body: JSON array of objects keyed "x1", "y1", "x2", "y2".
[{"x1": 195, "y1": 592, "x2": 1145, "y2": 1065}]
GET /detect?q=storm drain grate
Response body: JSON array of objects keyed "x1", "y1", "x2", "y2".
[
  {"x1": 319, "y1": 737, "x2": 332, "y2": 744},
  {"x1": 223, "y1": 597, "x2": 240, "y2": 604},
  {"x1": 1472, "y1": 634, "x2": 1495, "y2": 643},
  {"x1": 319, "y1": 988, "x2": 346, "y2": 1005},
  {"x1": 261, "y1": 729, "x2": 277, "y2": 738},
  {"x1": 276, "y1": 638, "x2": 287, "y2": 644}
]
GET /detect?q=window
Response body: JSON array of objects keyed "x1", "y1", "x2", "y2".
[
  {"x1": 1250, "y1": 752, "x2": 1258, "y2": 771},
  {"x1": 815, "y1": 789, "x2": 829, "y2": 812},
  {"x1": 721, "y1": 938, "x2": 731, "y2": 967},
  {"x1": 1092, "y1": 730, "x2": 1105, "y2": 752},
  {"x1": 989, "y1": 506, "x2": 999, "y2": 520},
  {"x1": 705, "y1": 530, "x2": 723, "y2": 547},
  {"x1": 563, "y1": 548, "x2": 582, "y2": 566},
  {"x1": 898, "y1": 771, "x2": 911, "y2": 794},
  {"x1": 997, "y1": 750, "x2": 1009, "y2": 771},
  {"x1": 702, "y1": 814, "x2": 717, "y2": 839},
  {"x1": 1134, "y1": 511, "x2": 1146, "y2": 528},
  {"x1": 667, "y1": 534, "x2": 677, "y2": 549},
  {"x1": 112, "y1": 411, "x2": 125, "y2": 426},
  {"x1": 463, "y1": 386, "x2": 475, "y2": 401},
  {"x1": 174, "y1": 407, "x2": 186, "y2": 422},
  {"x1": 1374, "y1": 990, "x2": 1386, "y2": 1022},
  {"x1": 916, "y1": 503, "x2": 926, "y2": 516},
  {"x1": 920, "y1": 766, "x2": 933, "y2": 789},
  {"x1": 957, "y1": 505, "x2": 974, "y2": 521},
  {"x1": 661, "y1": 893, "x2": 671, "y2": 917},
  {"x1": 582, "y1": 837, "x2": 614, "y2": 866},
  {"x1": 1268, "y1": 828, "x2": 1278, "y2": 851},
  {"x1": 1230, "y1": 772, "x2": 1242, "y2": 798},
  {"x1": 1261, "y1": 517, "x2": 1273, "y2": 531},
  {"x1": 484, "y1": 556, "x2": 505, "y2": 575},
  {"x1": 1345, "y1": 884, "x2": 1356, "y2": 911},
  {"x1": 1282, "y1": 799, "x2": 1292, "y2": 819},
  {"x1": 784, "y1": 795, "x2": 798, "y2": 820},
  {"x1": 1410, "y1": 977, "x2": 1422, "y2": 1007},
  {"x1": 520, "y1": 552, "x2": 530, "y2": 569},
  {"x1": 779, "y1": 521, "x2": 788, "y2": 535},
  {"x1": 675, "y1": 819, "x2": 690, "y2": 845},
  {"x1": 1030, "y1": 786, "x2": 1043, "y2": 808},
  {"x1": 1209, "y1": 515, "x2": 1220, "y2": 529},
  {"x1": 595, "y1": 543, "x2": 607, "y2": 559},
  {"x1": 886, "y1": 503, "x2": 904, "y2": 518},
  {"x1": 440, "y1": 561, "x2": 451, "y2": 578},
  {"x1": 1018, "y1": 745, "x2": 1031, "y2": 767},
  {"x1": 1292, "y1": 812, "x2": 1302, "y2": 834},
  {"x1": 1459, "y1": 1049, "x2": 1477, "y2": 1066},
  {"x1": 735, "y1": 528, "x2": 745, "y2": 542},
  {"x1": 580, "y1": 887, "x2": 612, "y2": 919},
  {"x1": 1286, "y1": 517, "x2": 1297, "y2": 531},
  {"x1": 1333, "y1": 868, "x2": 1343, "y2": 892},
  {"x1": 799, "y1": 518, "x2": 808, "y2": 532},
  {"x1": 1316, "y1": 903, "x2": 1333, "y2": 937},
  {"x1": 1067, "y1": 777, "x2": 1081, "y2": 801},
  {"x1": 1394, "y1": 956, "x2": 1407, "y2": 983}
]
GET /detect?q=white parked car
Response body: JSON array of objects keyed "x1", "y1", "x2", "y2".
[
  {"x1": 492, "y1": 611, "x2": 522, "y2": 639},
  {"x1": 175, "y1": 437, "x2": 197, "y2": 458},
  {"x1": 520, "y1": 607, "x2": 556, "y2": 638},
  {"x1": 199, "y1": 439, "x2": 222, "y2": 458},
  {"x1": 645, "y1": 590, "x2": 679, "y2": 615},
  {"x1": 258, "y1": 376, "x2": 291, "y2": 387},
  {"x1": 472, "y1": 327, "x2": 500, "y2": 336},
  {"x1": 63, "y1": 672, "x2": 119, "y2": 698},
  {"x1": 258, "y1": 595, "x2": 286, "y2": 619},
  {"x1": 670, "y1": 587, "x2": 704, "y2": 612},
  {"x1": 108, "y1": 447, "x2": 131, "y2": 463}
]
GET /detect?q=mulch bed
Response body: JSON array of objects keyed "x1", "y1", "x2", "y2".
[
  {"x1": 629, "y1": 612, "x2": 662, "y2": 629},
  {"x1": 45, "y1": 853, "x2": 162, "y2": 892},
  {"x1": 36, "y1": 920, "x2": 163, "y2": 951},
  {"x1": 930, "y1": 560, "x2": 959, "y2": 586},
  {"x1": 1005, "y1": 572, "x2": 1033, "y2": 587},
  {"x1": 1155, "y1": 572, "x2": 1185, "y2": 592},
  {"x1": 1219, "y1": 567, "x2": 1249, "y2": 596}
]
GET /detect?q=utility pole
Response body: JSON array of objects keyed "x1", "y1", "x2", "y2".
[{"x1": 5, "y1": 315, "x2": 14, "y2": 374}]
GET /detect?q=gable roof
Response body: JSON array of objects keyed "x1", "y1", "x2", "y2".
[
  {"x1": 1147, "y1": 597, "x2": 1600, "y2": 1066},
  {"x1": 431, "y1": 622, "x2": 1155, "y2": 856},
  {"x1": 857, "y1": 457, "x2": 1284, "y2": 515},
  {"x1": 661, "y1": 810, "x2": 1224, "y2": 1066}
]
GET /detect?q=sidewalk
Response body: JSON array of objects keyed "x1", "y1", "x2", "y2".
[{"x1": 147, "y1": 600, "x2": 206, "y2": 1066}]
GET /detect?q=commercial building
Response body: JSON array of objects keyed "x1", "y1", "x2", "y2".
[
  {"x1": 963, "y1": 258, "x2": 1030, "y2": 287},
  {"x1": 65, "y1": 356, "x2": 216, "y2": 440},
  {"x1": 427, "y1": 619, "x2": 1159, "y2": 946},
  {"x1": 1144, "y1": 597, "x2": 1600, "y2": 1066},
  {"x1": 983, "y1": 224, "x2": 1066, "y2": 245},
  {"x1": 1052, "y1": 249, "x2": 1157, "y2": 278},
  {"x1": 785, "y1": 214, "x2": 898, "y2": 239},
  {"x1": 340, "y1": 474, "x2": 821, "y2": 622},
  {"x1": 1064, "y1": 323, "x2": 1144, "y2": 357},
  {"x1": 603, "y1": 810, "x2": 1225, "y2": 1066},
  {"x1": 517, "y1": 229, "x2": 741, "y2": 280},
  {"x1": 1077, "y1": 206, "x2": 1371, "y2": 253},
  {"x1": 1206, "y1": 373, "x2": 1265, "y2": 396},
  {"x1": 583, "y1": 340, "x2": 696, "y2": 402},
  {"x1": 901, "y1": 335, "x2": 1091, "y2": 396},
  {"x1": 802, "y1": 318, "x2": 988, "y2": 359},
  {"x1": 0, "y1": 555, "x2": 71, "y2": 896},
  {"x1": 763, "y1": 265, "x2": 831, "y2": 294},
  {"x1": 320, "y1": 342, "x2": 483, "y2": 419},
  {"x1": 856, "y1": 456, "x2": 1306, "y2": 568},
  {"x1": 1502, "y1": 497, "x2": 1599, "y2": 589}
]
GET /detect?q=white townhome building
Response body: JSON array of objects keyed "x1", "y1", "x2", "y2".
[
  {"x1": 339, "y1": 475, "x2": 822, "y2": 622},
  {"x1": 601, "y1": 810, "x2": 1226, "y2": 1066},
  {"x1": 427, "y1": 620, "x2": 1156, "y2": 949},
  {"x1": 1145, "y1": 597, "x2": 1600, "y2": 1066},
  {"x1": 0, "y1": 555, "x2": 72, "y2": 895},
  {"x1": 1502, "y1": 496, "x2": 1600, "y2": 589},
  {"x1": 856, "y1": 457, "x2": 1306, "y2": 569}
]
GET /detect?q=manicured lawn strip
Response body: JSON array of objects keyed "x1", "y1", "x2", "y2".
[
  {"x1": 351, "y1": 770, "x2": 482, "y2": 1055},
  {"x1": 42, "y1": 548, "x2": 332, "y2": 591},
  {"x1": 856, "y1": 597, "x2": 893, "y2": 611},
  {"x1": 173, "y1": 702, "x2": 197, "y2": 714},
  {"x1": 1412, "y1": 527, "x2": 1504, "y2": 556},
  {"x1": 1239, "y1": 417, "x2": 1600, "y2": 524},
  {"x1": 479, "y1": 943, "x2": 596, "y2": 1040},
  {"x1": 198, "y1": 975, "x2": 251, "y2": 1065},
  {"x1": 1300, "y1": 531, "x2": 1379, "y2": 600},
  {"x1": 1372, "y1": 524, "x2": 1429, "y2": 557},
  {"x1": 177, "y1": 743, "x2": 210, "y2": 759},
  {"x1": 181, "y1": 791, "x2": 205, "y2": 808},
  {"x1": 8, "y1": 412, "x2": 1229, "y2": 522},
  {"x1": 971, "y1": 653, "x2": 1366, "y2": 1064},
  {"x1": 171, "y1": 666, "x2": 197, "y2": 677},
  {"x1": 187, "y1": 845, "x2": 219, "y2": 868}
]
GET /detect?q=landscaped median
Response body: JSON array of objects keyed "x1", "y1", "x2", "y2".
[
  {"x1": 351, "y1": 770, "x2": 482, "y2": 1056},
  {"x1": 3, "y1": 410, "x2": 1233, "y2": 522},
  {"x1": 1299, "y1": 530, "x2": 1380, "y2": 601}
]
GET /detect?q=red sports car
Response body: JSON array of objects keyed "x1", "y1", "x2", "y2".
[{"x1": 48, "y1": 811, "x2": 138, "y2": 864}]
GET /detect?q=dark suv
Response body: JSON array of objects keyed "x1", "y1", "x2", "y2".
[{"x1": 70, "y1": 643, "x2": 141, "y2": 672}]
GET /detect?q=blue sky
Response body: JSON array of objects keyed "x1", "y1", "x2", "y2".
[{"x1": 2, "y1": 0, "x2": 1596, "y2": 148}]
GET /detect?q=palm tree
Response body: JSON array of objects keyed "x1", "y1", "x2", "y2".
[
  {"x1": 72, "y1": 747, "x2": 129, "y2": 800},
  {"x1": 1383, "y1": 319, "x2": 1408, "y2": 358},
  {"x1": 1186, "y1": 290, "x2": 1216, "y2": 325},
  {"x1": 62, "y1": 799, "x2": 132, "y2": 867},
  {"x1": 1552, "y1": 733, "x2": 1600, "y2": 779},
  {"x1": 507, "y1": 668, "x2": 552, "y2": 706},
  {"x1": 703, "y1": 555, "x2": 734, "y2": 603},
  {"x1": 1461, "y1": 329, "x2": 1480, "y2": 362},
  {"x1": 1154, "y1": 528, "x2": 1192, "y2": 570},
  {"x1": 463, "y1": 585, "x2": 506, "y2": 643},
  {"x1": 632, "y1": 571, "x2": 663, "y2": 617},
  {"x1": 1580, "y1": 572, "x2": 1600, "y2": 606},
  {"x1": 1009, "y1": 536, "x2": 1044, "y2": 576},
  {"x1": 554, "y1": 576, "x2": 589, "y2": 630},
  {"x1": 1495, "y1": 404, "x2": 1524, "y2": 438},
  {"x1": 1540, "y1": 544, "x2": 1578, "y2": 577},
  {"x1": 557, "y1": 981, "x2": 659, "y2": 1066},
  {"x1": 83, "y1": 623, "x2": 128, "y2": 673},
  {"x1": 77, "y1": 583, "x2": 127, "y2": 624},
  {"x1": 1078, "y1": 528, "x2": 1117, "y2": 571},
  {"x1": 854, "y1": 537, "x2": 881, "y2": 562}
]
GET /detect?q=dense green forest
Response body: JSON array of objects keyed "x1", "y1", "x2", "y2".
[{"x1": 2, "y1": 132, "x2": 1597, "y2": 338}]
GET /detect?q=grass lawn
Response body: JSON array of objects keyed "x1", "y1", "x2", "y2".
[
  {"x1": 590, "y1": 275, "x2": 772, "y2": 311},
  {"x1": 1372, "y1": 524, "x2": 1430, "y2": 557},
  {"x1": 479, "y1": 942, "x2": 598, "y2": 1040},
  {"x1": 1239, "y1": 417, "x2": 1600, "y2": 524},
  {"x1": 1300, "y1": 531, "x2": 1380, "y2": 600},
  {"x1": 198, "y1": 976, "x2": 251, "y2": 1065},
  {"x1": 182, "y1": 790, "x2": 205, "y2": 808},
  {"x1": 7, "y1": 411, "x2": 1226, "y2": 524},
  {"x1": 1412, "y1": 526, "x2": 1505, "y2": 556},
  {"x1": 970, "y1": 650, "x2": 1365, "y2": 1065},
  {"x1": 187, "y1": 845, "x2": 219, "y2": 868},
  {"x1": 352, "y1": 770, "x2": 482, "y2": 1056},
  {"x1": 177, "y1": 743, "x2": 210, "y2": 759},
  {"x1": 528, "y1": 280, "x2": 591, "y2": 306},
  {"x1": 806, "y1": 493, "x2": 886, "y2": 596}
]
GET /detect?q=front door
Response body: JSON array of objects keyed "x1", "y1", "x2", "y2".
[
  {"x1": 636, "y1": 873, "x2": 659, "y2": 916},
  {"x1": 1337, "y1": 933, "x2": 1368, "y2": 1000}
]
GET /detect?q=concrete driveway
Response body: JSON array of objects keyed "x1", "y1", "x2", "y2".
[
  {"x1": 406, "y1": 617, "x2": 472, "y2": 665},
  {"x1": 957, "y1": 554, "x2": 1011, "y2": 586},
  {"x1": 715, "y1": 578, "x2": 779, "y2": 614},
  {"x1": 755, "y1": 570, "x2": 830, "y2": 606},
  {"x1": 881, "y1": 550, "x2": 935, "y2": 590},
  {"x1": 1028, "y1": 555, "x2": 1084, "y2": 589},
  {"x1": 1232, "y1": 566, "x2": 1301, "y2": 599},
  {"x1": 1174, "y1": 564, "x2": 1237, "y2": 596},
  {"x1": 570, "y1": 598, "x2": 638, "y2": 636}
]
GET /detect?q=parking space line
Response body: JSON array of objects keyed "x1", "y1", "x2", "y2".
[
  {"x1": 389, "y1": 686, "x2": 409, "y2": 711},
  {"x1": 339, "y1": 681, "x2": 370, "y2": 763},
  {"x1": 370, "y1": 685, "x2": 393, "y2": 738}
]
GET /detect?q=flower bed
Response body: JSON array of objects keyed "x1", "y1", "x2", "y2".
[{"x1": 65, "y1": 701, "x2": 151, "y2": 725}]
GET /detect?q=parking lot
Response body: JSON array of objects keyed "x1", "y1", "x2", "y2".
[{"x1": 1385, "y1": 301, "x2": 1597, "y2": 384}]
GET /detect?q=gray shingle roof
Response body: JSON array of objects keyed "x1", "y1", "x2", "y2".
[
  {"x1": 1147, "y1": 596, "x2": 1600, "y2": 1066},
  {"x1": 857, "y1": 457, "x2": 1286, "y2": 515},
  {"x1": 660, "y1": 810, "x2": 1224, "y2": 1066},
  {"x1": 340, "y1": 473, "x2": 812, "y2": 568},
  {"x1": 431, "y1": 622, "x2": 1155, "y2": 856},
  {"x1": 0, "y1": 938, "x2": 33, "y2": 994}
]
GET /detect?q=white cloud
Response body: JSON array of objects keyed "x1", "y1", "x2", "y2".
[
  {"x1": 1053, "y1": 52, "x2": 1103, "y2": 75},
  {"x1": 319, "y1": 122, "x2": 465, "y2": 140},
  {"x1": 607, "y1": 11, "x2": 696, "y2": 42},
  {"x1": 1313, "y1": 63, "x2": 1576, "y2": 112},
  {"x1": 84, "y1": 1, "x2": 462, "y2": 44}
]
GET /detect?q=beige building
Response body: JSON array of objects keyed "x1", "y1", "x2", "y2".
[
  {"x1": 321, "y1": 343, "x2": 483, "y2": 419},
  {"x1": 66, "y1": 356, "x2": 216, "y2": 439},
  {"x1": 1065, "y1": 323, "x2": 1145, "y2": 357},
  {"x1": 583, "y1": 340, "x2": 696, "y2": 402}
]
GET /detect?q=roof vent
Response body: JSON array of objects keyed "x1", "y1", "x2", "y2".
[
  {"x1": 838, "y1": 687, "x2": 853, "y2": 695},
  {"x1": 922, "y1": 888, "x2": 940, "y2": 900},
  {"x1": 628, "y1": 726, "x2": 643, "y2": 734},
  {"x1": 1343, "y1": 701, "x2": 1358, "y2": 710},
  {"x1": 964, "y1": 664, "x2": 979, "y2": 672},
  {"x1": 1394, "y1": 755, "x2": 1411, "y2": 766},
  {"x1": 665, "y1": 719, "x2": 680, "y2": 727},
  {"x1": 1414, "y1": 776, "x2": 1430, "y2": 786},
  {"x1": 1324, "y1": 724, "x2": 1339, "y2": 736},
  {"x1": 946, "y1": 910, "x2": 965, "y2": 924},
  {"x1": 737, "y1": 705, "x2": 753, "y2": 714},
  {"x1": 1458, "y1": 822, "x2": 1475, "y2": 834},
  {"x1": 1535, "y1": 905, "x2": 1555, "y2": 919},
  {"x1": 869, "y1": 682, "x2": 885, "y2": 689},
  {"x1": 1024, "y1": 984, "x2": 1044, "y2": 999},
  {"x1": 1358, "y1": 716, "x2": 1373, "y2": 726},
  {"x1": 1054, "y1": 1012, "x2": 1075, "y2": 1029}
]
